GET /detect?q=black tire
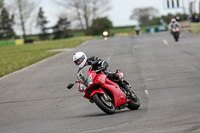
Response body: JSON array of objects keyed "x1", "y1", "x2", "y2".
[
  {"x1": 175, "y1": 36, "x2": 179, "y2": 42},
  {"x1": 174, "y1": 34, "x2": 179, "y2": 42},
  {"x1": 92, "y1": 93, "x2": 115, "y2": 114},
  {"x1": 127, "y1": 92, "x2": 140, "y2": 110}
]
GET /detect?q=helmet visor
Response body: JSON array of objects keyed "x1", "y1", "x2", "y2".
[{"x1": 74, "y1": 55, "x2": 85, "y2": 65}]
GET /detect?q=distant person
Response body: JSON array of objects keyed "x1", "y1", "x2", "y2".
[
  {"x1": 193, "y1": 15, "x2": 200, "y2": 23},
  {"x1": 134, "y1": 25, "x2": 141, "y2": 35},
  {"x1": 169, "y1": 18, "x2": 180, "y2": 35}
]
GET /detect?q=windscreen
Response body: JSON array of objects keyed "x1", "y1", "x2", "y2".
[{"x1": 77, "y1": 65, "x2": 91, "y2": 83}]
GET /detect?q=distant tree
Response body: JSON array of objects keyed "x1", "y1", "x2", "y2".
[
  {"x1": 148, "y1": 17, "x2": 161, "y2": 25},
  {"x1": 8, "y1": 0, "x2": 36, "y2": 40},
  {"x1": 55, "y1": 0, "x2": 111, "y2": 35},
  {"x1": 0, "y1": 1, "x2": 15, "y2": 39},
  {"x1": 160, "y1": 13, "x2": 174, "y2": 24},
  {"x1": 36, "y1": 7, "x2": 49, "y2": 40},
  {"x1": 159, "y1": 13, "x2": 188, "y2": 24},
  {"x1": 130, "y1": 7, "x2": 159, "y2": 26},
  {"x1": 0, "y1": 0, "x2": 3, "y2": 8},
  {"x1": 0, "y1": 8, "x2": 15, "y2": 39},
  {"x1": 52, "y1": 17, "x2": 71, "y2": 39},
  {"x1": 140, "y1": 13, "x2": 189, "y2": 26},
  {"x1": 89, "y1": 17, "x2": 113, "y2": 35},
  {"x1": 199, "y1": 1, "x2": 200, "y2": 16}
]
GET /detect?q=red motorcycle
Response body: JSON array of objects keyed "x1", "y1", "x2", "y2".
[{"x1": 67, "y1": 64, "x2": 140, "y2": 114}]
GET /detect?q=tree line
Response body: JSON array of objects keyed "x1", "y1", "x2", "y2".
[
  {"x1": 0, "y1": 0, "x2": 112, "y2": 41},
  {"x1": 130, "y1": 7, "x2": 189, "y2": 26},
  {"x1": 0, "y1": 0, "x2": 15, "y2": 40},
  {"x1": 1, "y1": 0, "x2": 192, "y2": 41}
]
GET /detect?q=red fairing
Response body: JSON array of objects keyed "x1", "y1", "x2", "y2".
[
  {"x1": 90, "y1": 88, "x2": 104, "y2": 97},
  {"x1": 78, "y1": 67, "x2": 129, "y2": 108},
  {"x1": 173, "y1": 28, "x2": 180, "y2": 33},
  {"x1": 103, "y1": 78, "x2": 129, "y2": 108},
  {"x1": 117, "y1": 72, "x2": 122, "y2": 79},
  {"x1": 84, "y1": 72, "x2": 105, "y2": 99}
]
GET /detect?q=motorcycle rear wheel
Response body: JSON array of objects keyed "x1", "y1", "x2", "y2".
[
  {"x1": 92, "y1": 93, "x2": 115, "y2": 114},
  {"x1": 127, "y1": 91, "x2": 140, "y2": 110}
]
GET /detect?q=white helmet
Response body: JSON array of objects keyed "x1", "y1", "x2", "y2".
[
  {"x1": 73, "y1": 52, "x2": 87, "y2": 68},
  {"x1": 171, "y1": 18, "x2": 176, "y2": 23}
]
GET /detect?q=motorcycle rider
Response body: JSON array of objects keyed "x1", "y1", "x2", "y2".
[
  {"x1": 134, "y1": 25, "x2": 141, "y2": 35},
  {"x1": 169, "y1": 18, "x2": 180, "y2": 35},
  {"x1": 73, "y1": 51, "x2": 131, "y2": 95}
]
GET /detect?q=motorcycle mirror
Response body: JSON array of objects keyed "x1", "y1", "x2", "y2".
[
  {"x1": 116, "y1": 68, "x2": 120, "y2": 73},
  {"x1": 67, "y1": 83, "x2": 74, "y2": 89}
]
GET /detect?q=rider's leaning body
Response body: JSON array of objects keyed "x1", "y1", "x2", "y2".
[
  {"x1": 169, "y1": 18, "x2": 180, "y2": 34},
  {"x1": 73, "y1": 52, "x2": 131, "y2": 94}
]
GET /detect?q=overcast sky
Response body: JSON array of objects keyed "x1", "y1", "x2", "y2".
[
  {"x1": 109, "y1": 0, "x2": 190, "y2": 26},
  {"x1": 39, "y1": 0, "x2": 193, "y2": 27},
  {"x1": 5, "y1": 0, "x2": 198, "y2": 35}
]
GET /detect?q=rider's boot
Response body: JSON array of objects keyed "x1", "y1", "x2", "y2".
[
  {"x1": 107, "y1": 72, "x2": 132, "y2": 97},
  {"x1": 121, "y1": 82, "x2": 131, "y2": 96}
]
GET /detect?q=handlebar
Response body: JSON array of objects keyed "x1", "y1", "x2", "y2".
[{"x1": 95, "y1": 67, "x2": 105, "y2": 73}]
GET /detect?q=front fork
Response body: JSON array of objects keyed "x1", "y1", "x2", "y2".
[{"x1": 103, "y1": 93, "x2": 111, "y2": 101}]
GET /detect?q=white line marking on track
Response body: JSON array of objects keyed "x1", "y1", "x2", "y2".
[
  {"x1": 145, "y1": 90, "x2": 149, "y2": 96},
  {"x1": 81, "y1": 40, "x2": 90, "y2": 46},
  {"x1": 146, "y1": 78, "x2": 153, "y2": 81}
]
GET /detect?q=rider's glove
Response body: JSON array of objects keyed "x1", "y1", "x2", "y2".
[{"x1": 99, "y1": 61, "x2": 109, "y2": 69}]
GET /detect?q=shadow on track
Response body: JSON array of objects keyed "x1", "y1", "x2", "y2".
[{"x1": 67, "y1": 108, "x2": 144, "y2": 119}]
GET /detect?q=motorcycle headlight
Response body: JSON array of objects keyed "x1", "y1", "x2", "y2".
[
  {"x1": 103, "y1": 31, "x2": 108, "y2": 36},
  {"x1": 80, "y1": 84, "x2": 87, "y2": 92},
  {"x1": 120, "y1": 72, "x2": 124, "y2": 79},
  {"x1": 88, "y1": 74, "x2": 93, "y2": 85}
]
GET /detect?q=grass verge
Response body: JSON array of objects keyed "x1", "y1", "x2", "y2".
[{"x1": 0, "y1": 36, "x2": 92, "y2": 78}]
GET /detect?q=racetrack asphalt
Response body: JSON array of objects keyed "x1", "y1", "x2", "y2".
[{"x1": 0, "y1": 31, "x2": 200, "y2": 133}]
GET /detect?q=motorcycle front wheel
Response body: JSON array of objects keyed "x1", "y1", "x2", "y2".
[
  {"x1": 174, "y1": 34, "x2": 179, "y2": 42},
  {"x1": 127, "y1": 91, "x2": 140, "y2": 110},
  {"x1": 92, "y1": 93, "x2": 115, "y2": 114}
]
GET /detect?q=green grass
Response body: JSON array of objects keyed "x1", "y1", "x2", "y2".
[
  {"x1": 111, "y1": 27, "x2": 134, "y2": 34},
  {"x1": 111, "y1": 27, "x2": 146, "y2": 35},
  {"x1": 26, "y1": 31, "x2": 85, "y2": 41},
  {"x1": 0, "y1": 36, "x2": 92, "y2": 78}
]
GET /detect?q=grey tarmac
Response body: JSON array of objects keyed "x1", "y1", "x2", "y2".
[{"x1": 0, "y1": 32, "x2": 200, "y2": 133}]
